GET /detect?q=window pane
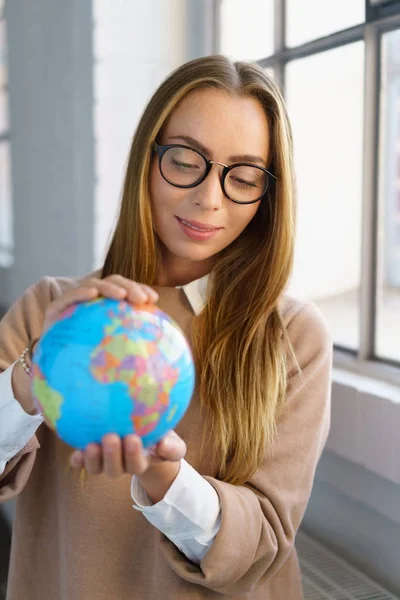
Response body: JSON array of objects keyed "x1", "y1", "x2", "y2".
[
  {"x1": 219, "y1": 0, "x2": 274, "y2": 61},
  {"x1": 376, "y1": 29, "x2": 400, "y2": 363},
  {"x1": 286, "y1": 43, "x2": 365, "y2": 350},
  {"x1": 286, "y1": 0, "x2": 365, "y2": 48}
]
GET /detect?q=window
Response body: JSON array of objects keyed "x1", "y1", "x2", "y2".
[
  {"x1": 219, "y1": 0, "x2": 274, "y2": 61},
  {"x1": 286, "y1": 43, "x2": 365, "y2": 351},
  {"x1": 376, "y1": 28, "x2": 400, "y2": 363},
  {"x1": 218, "y1": 0, "x2": 400, "y2": 370},
  {"x1": 286, "y1": 0, "x2": 365, "y2": 48},
  {"x1": 0, "y1": 0, "x2": 13, "y2": 267}
]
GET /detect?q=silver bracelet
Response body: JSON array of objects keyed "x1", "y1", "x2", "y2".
[{"x1": 18, "y1": 347, "x2": 32, "y2": 378}]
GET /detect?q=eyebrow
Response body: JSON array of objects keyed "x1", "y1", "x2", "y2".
[{"x1": 167, "y1": 134, "x2": 267, "y2": 167}]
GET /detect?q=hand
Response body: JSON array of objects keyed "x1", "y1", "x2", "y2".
[
  {"x1": 69, "y1": 431, "x2": 187, "y2": 503},
  {"x1": 42, "y1": 274, "x2": 159, "y2": 336}
]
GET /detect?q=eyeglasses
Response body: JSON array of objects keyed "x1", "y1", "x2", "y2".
[{"x1": 154, "y1": 143, "x2": 277, "y2": 205}]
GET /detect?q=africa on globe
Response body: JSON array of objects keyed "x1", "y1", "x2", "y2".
[{"x1": 31, "y1": 297, "x2": 195, "y2": 449}]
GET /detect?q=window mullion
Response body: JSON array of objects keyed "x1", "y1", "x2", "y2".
[
  {"x1": 211, "y1": 0, "x2": 220, "y2": 54},
  {"x1": 359, "y1": 23, "x2": 380, "y2": 361},
  {"x1": 273, "y1": 0, "x2": 286, "y2": 91}
]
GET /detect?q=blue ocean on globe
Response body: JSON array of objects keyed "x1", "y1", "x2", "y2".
[{"x1": 31, "y1": 297, "x2": 195, "y2": 450}]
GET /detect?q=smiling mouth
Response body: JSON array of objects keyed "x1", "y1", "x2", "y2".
[{"x1": 176, "y1": 217, "x2": 222, "y2": 231}]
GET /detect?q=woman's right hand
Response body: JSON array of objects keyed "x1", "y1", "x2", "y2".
[{"x1": 42, "y1": 275, "x2": 159, "y2": 336}]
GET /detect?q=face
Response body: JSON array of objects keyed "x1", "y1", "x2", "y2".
[{"x1": 149, "y1": 88, "x2": 270, "y2": 281}]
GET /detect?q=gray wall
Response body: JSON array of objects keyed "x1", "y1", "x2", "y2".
[
  {"x1": 0, "y1": 267, "x2": 10, "y2": 314},
  {"x1": 3, "y1": 0, "x2": 95, "y2": 307}
]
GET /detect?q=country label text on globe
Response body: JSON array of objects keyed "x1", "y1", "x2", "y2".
[{"x1": 31, "y1": 298, "x2": 195, "y2": 449}]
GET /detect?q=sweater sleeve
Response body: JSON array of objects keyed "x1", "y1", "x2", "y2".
[
  {"x1": 159, "y1": 301, "x2": 333, "y2": 595},
  {"x1": 0, "y1": 278, "x2": 52, "y2": 502}
]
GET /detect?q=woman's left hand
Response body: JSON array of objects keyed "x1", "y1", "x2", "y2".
[{"x1": 69, "y1": 431, "x2": 186, "y2": 497}]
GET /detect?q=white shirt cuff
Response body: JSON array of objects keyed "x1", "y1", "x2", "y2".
[
  {"x1": 131, "y1": 458, "x2": 221, "y2": 563},
  {"x1": 0, "y1": 362, "x2": 44, "y2": 474}
]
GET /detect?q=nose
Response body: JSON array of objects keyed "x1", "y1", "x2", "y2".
[{"x1": 192, "y1": 164, "x2": 224, "y2": 211}]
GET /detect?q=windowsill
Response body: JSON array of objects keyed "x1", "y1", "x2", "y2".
[
  {"x1": 315, "y1": 288, "x2": 400, "y2": 366},
  {"x1": 333, "y1": 354, "x2": 400, "y2": 403},
  {"x1": 334, "y1": 349, "x2": 400, "y2": 388},
  {"x1": 327, "y1": 350, "x2": 400, "y2": 485}
]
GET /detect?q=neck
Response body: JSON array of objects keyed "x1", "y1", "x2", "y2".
[{"x1": 156, "y1": 251, "x2": 213, "y2": 287}]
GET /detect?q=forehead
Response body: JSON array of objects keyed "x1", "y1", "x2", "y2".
[{"x1": 162, "y1": 88, "x2": 270, "y2": 161}]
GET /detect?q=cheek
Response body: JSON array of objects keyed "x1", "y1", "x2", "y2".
[
  {"x1": 149, "y1": 166, "x2": 187, "y2": 229},
  {"x1": 228, "y1": 204, "x2": 260, "y2": 235},
  {"x1": 150, "y1": 167, "x2": 174, "y2": 218}
]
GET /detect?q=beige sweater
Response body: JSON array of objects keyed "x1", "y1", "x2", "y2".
[{"x1": 0, "y1": 274, "x2": 332, "y2": 600}]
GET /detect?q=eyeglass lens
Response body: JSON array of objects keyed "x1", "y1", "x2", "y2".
[{"x1": 160, "y1": 147, "x2": 268, "y2": 203}]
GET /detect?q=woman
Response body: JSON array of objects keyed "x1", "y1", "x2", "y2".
[{"x1": 0, "y1": 55, "x2": 332, "y2": 599}]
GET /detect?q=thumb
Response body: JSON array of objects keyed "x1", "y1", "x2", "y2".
[{"x1": 155, "y1": 431, "x2": 186, "y2": 462}]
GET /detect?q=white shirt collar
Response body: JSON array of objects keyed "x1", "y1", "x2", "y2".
[{"x1": 177, "y1": 274, "x2": 209, "y2": 316}]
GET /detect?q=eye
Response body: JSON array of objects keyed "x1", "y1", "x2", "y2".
[
  {"x1": 171, "y1": 158, "x2": 201, "y2": 171},
  {"x1": 229, "y1": 175, "x2": 258, "y2": 189},
  {"x1": 227, "y1": 166, "x2": 265, "y2": 190}
]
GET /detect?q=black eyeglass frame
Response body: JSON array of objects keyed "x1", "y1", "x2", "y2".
[{"x1": 153, "y1": 142, "x2": 277, "y2": 205}]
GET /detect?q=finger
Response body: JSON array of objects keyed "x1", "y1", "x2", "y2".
[
  {"x1": 101, "y1": 434, "x2": 124, "y2": 478},
  {"x1": 44, "y1": 287, "x2": 98, "y2": 327},
  {"x1": 83, "y1": 443, "x2": 103, "y2": 475},
  {"x1": 69, "y1": 450, "x2": 84, "y2": 469},
  {"x1": 155, "y1": 432, "x2": 187, "y2": 462},
  {"x1": 104, "y1": 275, "x2": 137, "y2": 288},
  {"x1": 139, "y1": 285, "x2": 159, "y2": 303},
  {"x1": 100, "y1": 275, "x2": 159, "y2": 305},
  {"x1": 104, "y1": 276, "x2": 149, "y2": 304},
  {"x1": 62, "y1": 285, "x2": 100, "y2": 305},
  {"x1": 121, "y1": 282, "x2": 148, "y2": 304},
  {"x1": 123, "y1": 435, "x2": 149, "y2": 475},
  {"x1": 84, "y1": 278, "x2": 127, "y2": 301}
]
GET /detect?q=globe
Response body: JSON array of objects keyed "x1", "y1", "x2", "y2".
[{"x1": 31, "y1": 297, "x2": 195, "y2": 450}]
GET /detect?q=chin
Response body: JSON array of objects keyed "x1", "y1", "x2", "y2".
[{"x1": 166, "y1": 240, "x2": 218, "y2": 263}]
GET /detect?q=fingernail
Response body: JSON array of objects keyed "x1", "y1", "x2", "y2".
[
  {"x1": 70, "y1": 452, "x2": 82, "y2": 467},
  {"x1": 160, "y1": 439, "x2": 170, "y2": 451}
]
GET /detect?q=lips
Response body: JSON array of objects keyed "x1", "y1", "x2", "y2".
[
  {"x1": 176, "y1": 217, "x2": 223, "y2": 241},
  {"x1": 176, "y1": 217, "x2": 223, "y2": 231}
]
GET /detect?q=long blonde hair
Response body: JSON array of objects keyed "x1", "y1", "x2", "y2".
[{"x1": 102, "y1": 55, "x2": 296, "y2": 485}]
